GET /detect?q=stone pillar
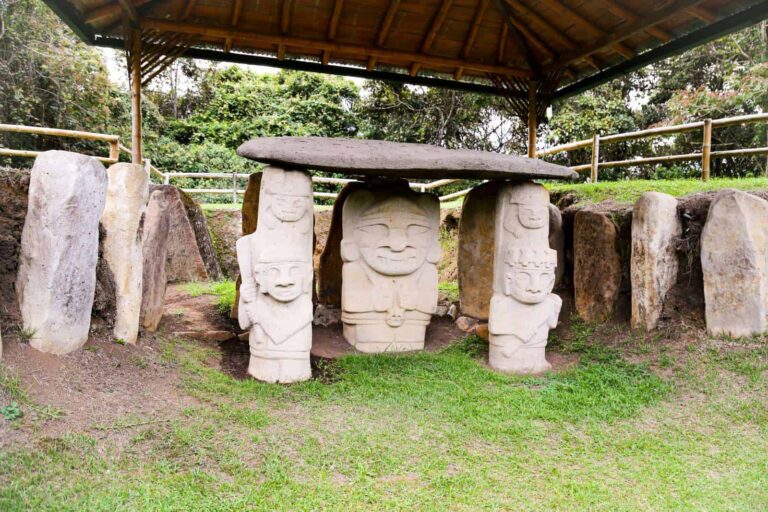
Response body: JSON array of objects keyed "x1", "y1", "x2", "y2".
[
  {"x1": 140, "y1": 189, "x2": 171, "y2": 331},
  {"x1": 341, "y1": 181, "x2": 440, "y2": 353},
  {"x1": 17, "y1": 151, "x2": 107, "y2": 355},
  {"x1": 488, "y1": 182, "x2": 561, "y2": 374},
  {"x1": 236, "y1": 166, "x2": 313, "y2": 383},
  {"x1": 232, "y1": 173, "x2": 263, "y2": 321},
  {"x1": 631, "y1": 192, "x2": 681, "y2": 330},
  {"x1": 101, "y1": 163, "x2": 149, "y2": 344},
  {"x1": 702, "y1": 189, "x2": 768, "y2": 337},
  {"x1": 573, "y1": 209, "x2": 622, "y2": 322}
]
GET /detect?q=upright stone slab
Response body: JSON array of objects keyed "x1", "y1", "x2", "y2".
[
  {"x1": 341, "y1": 181, "x2": 440, "y2": 352},
  {"x1": 573, "y1": 209, "x2": 622, "y2": 322},
  {"x1": 101, "y1": 163, "x2": 148, "y2": 344},
  {"x1": 232, "y1": 173, "x2": 263, "y2": 320},
  {"x1": 140, "y1": 189, "x2": 171, "y2": 331},
  {"x1": 16, "y1": 151, "x2": 107, "y2": 355},
  {"x1": 488, "y1": 182, "x2": 561, "y2": 374},
  {"x1": 548, "y1": 204, "x2": 565, "y2": 289},
  {"x1": 237, "y1": 166, "x2": 314, "y2": 383},
  {"x1": 631, "y1": 192, "x2": 681, "y2": 330},
  {"x1": 702, "y1": 189, "x2": 768, "y2": 337}
]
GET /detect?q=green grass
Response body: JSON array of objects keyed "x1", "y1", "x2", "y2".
[
  {"x1": 548, "y1": 177, "x2": 768, "y2": 205},
  {"x1": 2, "y1": 328, "x2": 767, "y2": 511},
  {"x1": 182, "y1": 280, "x2": 236, "y2": 314},
  {"x1": 437, "y1": 281, "x2": 459, "y2": 302}
]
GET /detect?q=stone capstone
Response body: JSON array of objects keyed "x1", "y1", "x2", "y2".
[
  {"x1": 237, "y1": 166, "x2": 314, "y2": 383},
  {"x1": 573, "y1": 209, "x2": 622, "y2": 322},
  {"x1": 16, "y1": 151, "x2": 107, "y2": 355},
  {"x1": 101, "y1": 163, "x2": 148, "y2": 344},
  {"x1": 140, "y1": 189, "x2": 172, "y2": 332},
  {"x1": 488, "y1": 182, "x2": 561, "y2": 374},
  {"x1": 631, "y1": 192, "x2": 681, "y2": 330},
  {"x1": 701, "y1": 189, "x2": 768, "y2": 337}
]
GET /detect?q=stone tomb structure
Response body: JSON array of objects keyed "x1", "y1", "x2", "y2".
[{"x1": 236, "y1": 136, "x2": 576, "y2": 380}]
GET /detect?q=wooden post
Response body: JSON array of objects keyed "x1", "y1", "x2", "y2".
[
  {"x1": 528, "y1": 80, "x2": 537, "y2": 158},
  {"x1": 232, "y1": 172, "x2": 238, "y2": 204},
  {"x1": 590, "y1": 134, "x2": 600, "y2": 183},
  {"x1": 702, "y1": 118, "x2": 712, "y2": 181},
  {"x1": 130, "y1": 30, "x2": 142, "y2": 165},
  {"x1": 108, "y1": 140, "x2": 119, "y2": 161}
]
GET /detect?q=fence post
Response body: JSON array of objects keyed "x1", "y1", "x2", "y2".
[
  {"x1": 590, "y1": 134, "x2": 600, "y2": 183},
  {"x1": 163, "y1": 173, "x2": 170, "y2": 185},
  {"x1": 702, "y1": 118, "x2": 712, "y2": 181},
  {"x1": 144, "y1": 158, "x2": 151, "y2": 178},
  {"x1": 232, "y1": 172, "x2": 237, "y2": 204},
  {"x1": 108, "y1": 140, "x2": 119, "y2": 162}
]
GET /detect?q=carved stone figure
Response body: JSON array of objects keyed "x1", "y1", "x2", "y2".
[
  {"x1": 341, "y1": 183, "x2": 440, "y2": 352},
  {"x1": 237, "y1": 167, "x2": 314, "y2": 383},
  {"x1": 489, "y1": 182, "x2": 561, "y2": 374}
]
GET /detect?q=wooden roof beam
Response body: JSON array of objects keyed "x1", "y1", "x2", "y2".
[
  {"x1": 593, "y1": 0, "x2": 672, "y2": 42},
  {"x1": 181, "y1": 0, "x2": 196, "y2": 21},
  {"x1": 224, "y1": 0, "x2": 244, "y2": 52},
  {"x1": 118, "y1": 0, "x2": 139, "y2": 23},
  {"x1": 538, "y1": 0, "x2": 635, "y2": 59},
  {"x1": 367, "y1": 0, "x2": 401, "y2": 71},
  {"x1": 497, "y1": 22, "x2": 508, "y2": 63},
  {"x1": 686, "y1": 6, "x2": 716, "y2": 23},
  {"x1": 142, "y1": 18, "x2": 534, "y2": 77},
  {"x1": 549, "y1": 0, "x2": 708, "y2": 70},
  {"x1": 84, "y1": 0, "x2": 154, "y2": 24},
  {"x1": 455, "y1": 0, "x2": 489, "y2": 80},
  {"x1": 492, "y1": 0, "x2": 547, "y2": 76},
  {"x1": 278, "y1": 0, "x2": 294, "y2": 60},
  {"x1": 322, "y1": 0, "x2": 345, "y2": 65},
  {"x1": 410, "y1": 0, "x2": 453, "y2": 76}
]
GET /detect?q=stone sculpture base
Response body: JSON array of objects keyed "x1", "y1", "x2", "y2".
[
  {"x1": 488, "y1": 342, "x2": 550, "y2": 375},
  {"x1": 248, "y1": 325, "x2": 312, "y2": 383},
  {"x1": 343, "y1": 319, "x2": 428, "y2": 353}
]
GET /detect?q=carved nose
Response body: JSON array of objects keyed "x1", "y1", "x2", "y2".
[{"x1": 387, "y1": 230, "x2": 408, "y2": 252}]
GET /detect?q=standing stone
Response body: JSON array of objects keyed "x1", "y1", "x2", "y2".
[
  {"x1": 573, "y1": 209, "x2": 622, "y2": 322},
  {"x1": 631, "y1": 192, "x2": 681, "y2": 330},
  {"x1": 548, "y1": 204, "x2": 565, "y2": 289},
  {"x1": 101, "y1": 163, "x2": 148, "y2": 344},
  {"x1": 232, "y1": 173, "x2": 263, "y2": 320},
  {"x1": 140, "y1": 189, "x2": 171, "y2": 331},
  {"x1": 702, "y1": 189, "x2": 768, "y2": 337},
  {"x1": 341, "y1": 181, "x2": 440, "y2": 352},
  {"x1": 489, "y1": 182, "x2": 561, "y2": 374},
  {"x1": 16, "y1": 151, "x2": 107, "y2": 355},
  {"x1": 237, "y1": 166, "x2": 314, "y2": 383},
  {"x1": 457, "y1": 181, "x2": 500, "y2": 320}
]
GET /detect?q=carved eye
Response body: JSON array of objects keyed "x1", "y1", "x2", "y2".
[
  {"x1": 407, "y1": 224, "x2": 429, "y2": 237},
  {"x1": 358, "y1": 224, "x2": 388, "y2": 237}
]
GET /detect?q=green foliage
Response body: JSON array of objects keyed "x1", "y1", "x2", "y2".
[
  {"x1": 437, "y1": 281, "x2": 459, "y2": 303},
  {"x1": 182, "y1": 280, "x2": 236, "y2": 315},
  {"x1": 1, "y1": 402, "x2": 23, "y2": 422}
]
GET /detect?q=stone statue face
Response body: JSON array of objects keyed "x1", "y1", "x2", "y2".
[
  {"x1": 257, "y1": 261, "x2": 305, "y2": 302},
  {"x1": 270, "y1": 193, "x2": 308, "y2": 222},
  {"x1": 517, "y1": 205, "x2": 549, "y2": 229},
  {"x1": 355, "y1": 207, "x2": 432, "y2": 276},
  {"x1": 504, "y1": 266, "x2": 555, "y2": 304}
]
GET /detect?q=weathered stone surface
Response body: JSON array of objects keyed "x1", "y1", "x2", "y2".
[
  {"x1": 549, "y1": 204, "x2": 565, "y2": 289},
  {"x1": 457, "y1": 181, "x2": 500, "y2": 320},
  {"x1": 317, "y1": 181, "x2": 365, "y2": 307},
  {"x1": 489, "y1": 182, "x2": 561, "y2": 374},
  {"x1": 16, "y1": 151, "x2": 107, "y2": 355},
  {"x1": 101, "y1": 163, "x2": 148, "y2": 344},
  {"x1": 0, "y1": 168, "x2": 29, "y2": 327},
  {"x1": 140, "y1": 189, "x2": 171, "y2": 332},
  {"x1": 631, "y1": 192, "x2": 681, "y2": 330},
  {"x1": 475, "y1": 323, "x2": 489, "y2": 341},
  {"x1": 701, "y1": 189, "x2": 768, "y2": 337},
  {"x1": 238, "y1": 137, "x2": 577, "y2": 180},
  {"x1": 232, "y1": 173, "x2": 262, "y2": 320},
  {"x1": 238, "y1": 166, "x2": 314, "y2": 383},
  {"x1": 204, "y1": 209, "x2": 240, "y2": 279},
  {"x1": 91, "y1": 224, "x2": 117, "y2": 333},
  {"x1": 313, "y1": 304, "x2": 340, "y2": 326},
  {"x1": 573, "y1": 209, "x2": 622, "y2": 322},
  {"x1": 455, "y1": 316, "x2": 479, "y2": 333},
  {"x1": 341, "y1": 181, "x2": 440, "y2": 352}
]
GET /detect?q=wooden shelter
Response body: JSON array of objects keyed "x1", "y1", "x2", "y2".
[{"x1": 43, "y1": 0, "x2": 768, "y2": 163}]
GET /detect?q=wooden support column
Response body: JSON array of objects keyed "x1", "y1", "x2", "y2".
[
  {"x1": 702, "y1": 118, "x2": 712, "y2": 181},
  {"x1": 130, "y1": 30, "x2": 142, "y2": 165},
  {"x1": 590, "y1": 134, "x2": 600, "y2": 183},
  {"x1": 528, "y1": 81, "x2": 537, "y2": 158}
]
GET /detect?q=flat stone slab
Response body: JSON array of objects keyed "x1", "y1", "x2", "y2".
[{"x1": 238, "y1": 137, "x2": 577, "y2": 180}]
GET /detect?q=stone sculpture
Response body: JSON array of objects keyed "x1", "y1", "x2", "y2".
[
  {"x1": 17, "y1": 151, "x2": 107, "y2": 355},
  {"x1": 101, "y1": 163, "x2": 149, "y2": 344},
  {"x1": 237, "y1": 167, "x2": 314, "y2": 383},
  {"x1": 701, "y1": 189, "x2": 768, "y2": 337},
  {"x1": 140, "y1": 189, "x2": 171, "y2": 332},
  {"x1": 489, "y1": 182, "x2": 561, "y2": 374},
  {"x1": 341, "y1": 183, "x2": 440, "y2": 352}
]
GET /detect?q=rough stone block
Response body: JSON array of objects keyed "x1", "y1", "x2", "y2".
[
  {"x1": 631, "y1": 192, "x2": 681, "y2": 330},
  {"x1": 702, "y1": 189, "x2": 768, "y2": 337},
  {"x1": 573, "y1": 209, "x2": 622, "y2": 322},
  {"x1": 101, "y1": 163, "x2": 148, "y2": 344},
  {"x1": 16, "y1": 151, "x2": 107, "y2": 355},
  {"x1": 140, "y1": 189, "x2": 171, "y2": 331}
]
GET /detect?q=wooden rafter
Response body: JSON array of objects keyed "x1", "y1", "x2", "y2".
[
  {"x1": 84, "y1": 0, "x2": 154, "y2": 24},
  {"x1": 367, "y1": 0, "x2": 400, "y2": 71},
  {"x1": 118, "y1": 0, "x2": 139, "y2": 22},
  {"x1": 492, "y1": 0, "x2": 542, "y2": 76},
  {"x1": 322, "y1": 0, "x2": 345, "y2": 65},
  {"x1": 142, "y1": 18, "x2": 534, "y2": 77},
  {"x1": 539, "y1": 0, "x2": 635, "y2": 59},
  {"x1": 593, "y1": 0, "x2": 672, "y2": 43},
  {"x1": 181, "y1": 0, "x2": 196, "y2": 21},
  {"x1": 277, "y1": 0, "x2": 294, "y2": 60},
  {"x1": 497, "y1": 22, "x2": 508, "y2": 63},
  {"x1": 686, "y1": 6, "x2": 716, "y2": 23},
  {"x1": 410, "y1": 0, "x2": 453, "y2": 76},
  {"x1": 548, "y1": 0, "x2": 708, "y2": 70},
  {"x1": 224, "y1": 0, "x2": 244, "y2": 52},
  {"x1": 454, "y1": 0, "x2": 489, "y2": 80}
]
